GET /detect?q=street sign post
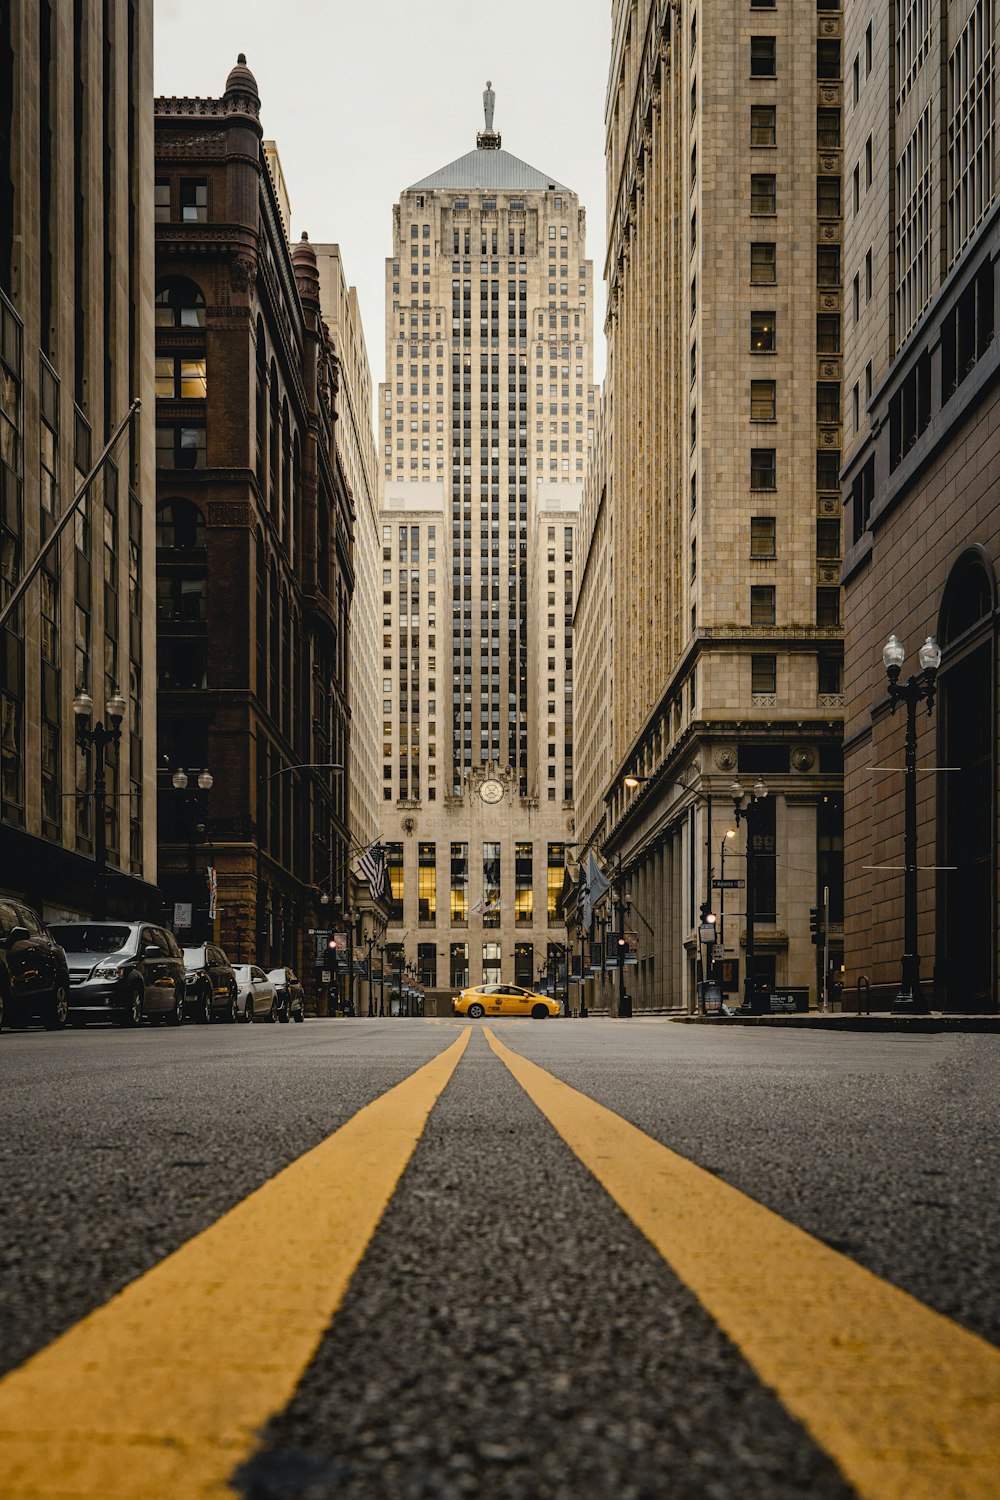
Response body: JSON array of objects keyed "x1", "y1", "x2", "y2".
[{"x1": 712, "y1": 878, "x2": 745, "y2": 889}]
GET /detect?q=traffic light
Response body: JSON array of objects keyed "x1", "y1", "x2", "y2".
[
  {"x1": 699, "y1": 901, "x2": 717, "y2": 926},
  {"x1": 809, "y1": 907, "x2": 820, "y2": 944}
]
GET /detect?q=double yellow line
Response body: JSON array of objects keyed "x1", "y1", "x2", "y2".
[{"x1": 0, "y1": 1026, "x2": 997, "y2": 1498}]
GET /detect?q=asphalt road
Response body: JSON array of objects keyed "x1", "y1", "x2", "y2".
[{"x1": 1, "y1": 1017, "x2": 997, "y2": 1498}]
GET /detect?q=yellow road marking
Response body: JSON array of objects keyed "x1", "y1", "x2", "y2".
[
  {"x1": 0, "y1": 1029, "x2": 470, "y2": 1498},
  {"x1": 485, "y1": 1027, "x2": 1000, "y2": 1499}
]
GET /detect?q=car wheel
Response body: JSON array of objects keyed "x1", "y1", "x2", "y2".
[
  {"x1": 243, "y1": 998, "x2": 254, "y2": 1024},
  {"x1": 531, "y1": 1004, "x2": 549, "y2": 1020},
  {"x1": 292, "y1": 1009, "x2": 304, "y2": 1023},
  {"x1": 227, "y1": 993, "x2": 239, "y2": 1024},
  {"x1": 165, "y1": 989, "x2": 185, "y2": 1027},
  {"x1": 266, "y1": 998, "x2": 277, "y2": 1024},
  {"x1": 120, "y1": 985, "x2": 144, "y2": 1029},
  {"x1": 43, "y1": 979, "x2": 70, "y2": 1031},
  {"x1": 278, "y1": 1001, "x2": 290, "y2": 1024},
  {"x1": 199, "y1": 987, "x2": 212, "y2": 1025},
  {"x1": 467, "y1": 1002, "x2": 485, "y2": 1019}
]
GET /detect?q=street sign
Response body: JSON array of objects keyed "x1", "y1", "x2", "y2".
[
  {"x1": 712, "y1": 878, "x2": 745, "y2": 889},
  {"x1": 173, "y1": 902, "x2": 192, "y2": 929}
]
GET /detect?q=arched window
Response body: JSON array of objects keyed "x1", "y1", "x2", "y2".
[
  {"x1": 155, "y1": 498, "x2": 205, "y2": 550},
  {"x1": 280, "y1": 401, "x2": 291, "y2": 543},
  {"x1": 939, "y1": 548, "x2": 995, "y2": 646},
  {"x1": 255, "y1": 321, "x2": 267, "y2": 487},
  {"x1": 154, "y1": 277, "x2": 205, "y2": 329},
  {"x1": 268, "y1": 363, "x2": 280, "y2": 521}
]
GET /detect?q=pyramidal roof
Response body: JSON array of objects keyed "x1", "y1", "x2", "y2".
[
  {"x1": 405, "y1": 82, "x2": 568, "y2": 195},
  {"x1": 407, "y1": 147, "x2": 568, "y2": 195}
]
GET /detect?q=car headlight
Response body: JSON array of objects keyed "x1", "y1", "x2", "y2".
[
  {"x1": 92, "y1": 965, "x2": 128, "y2": 981},
  {"x1": 185, "y1": 973, "x2": 201, "y2": 986}
]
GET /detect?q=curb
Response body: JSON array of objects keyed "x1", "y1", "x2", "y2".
[{"x1": 670, "y1": 1013, "x2": 1000, "y2": 1033}]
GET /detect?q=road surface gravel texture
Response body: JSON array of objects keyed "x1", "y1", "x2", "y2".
[{"x1": 0, "y1": 1017, "x2": 996, "y2": 1498}]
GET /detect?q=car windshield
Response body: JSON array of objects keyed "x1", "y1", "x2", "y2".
[
  {"x1": 231, "y1": 965, "x2": 250, "y2": 978},
  {"x1": 49, "y1": 925, "x2": 133, "y2": 955},
  {"x1": 182, "y1": 948, "x2": 206, "y2": 966}
]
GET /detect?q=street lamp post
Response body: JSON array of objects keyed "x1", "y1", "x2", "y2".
[
  {"x1": 716, "y1": 828, "x2": 737, "y2": 975},
  {"x1": 365, "y1": 932, "x2": 376, "y2": 1016},
  {"x1": 171, "y1": 766, "x2": 213, "y2": 939},
  {"x1": 376, "y1": 942, "x2": 386, "y2": 1016},
  {"x1": 731, "y1": 776, "x2": 769, "y2": 1014},
  {"x1": 882, "y1": 632, "x2": 941, "y2": 1013},
  {"x1": 613, "y1": 853, "x2": 631, "y2": 1018},
  {"x1": 73, "y1": 687, "x2": 126, "y2": 921}
]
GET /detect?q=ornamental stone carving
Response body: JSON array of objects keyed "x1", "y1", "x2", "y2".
[
  {"x1": 791, "y1": 748, "x2": 815, "y2": 772},
  {"x1": 714, "y1": 746, "x2": 737, "y2": 772},
  {"x1": 229, "y1": 253, "x2": 257, "y2": 293}
]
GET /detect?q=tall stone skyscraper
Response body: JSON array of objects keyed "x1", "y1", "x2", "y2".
[{"x1": 377, "y1": 90, "x2": 596, "y2": 1001}]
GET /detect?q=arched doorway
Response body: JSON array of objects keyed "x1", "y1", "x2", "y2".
[{"x1": 936, "y1": 549, "x2": 997, "y2": 1012}]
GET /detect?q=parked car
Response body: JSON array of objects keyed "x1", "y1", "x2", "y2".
[
  {"x1": 231, "y1": 964, "x2": 277, "y2": 1024},
  {"x1": 49, "y1": 921, "x2": 187, "y2": 1027},
  {"x1": 0, "y1": 899, "x2": 71, "y2": 1031},
  {"x1": 267, "y1": 967, "x2": 305, "y2": 1023},
  {"x1": 182, "y1": 943, "x2": 239, "y2": 1024},
  {"x1": 452, "y1": 983, "x2": 560, "y2": 1020}
]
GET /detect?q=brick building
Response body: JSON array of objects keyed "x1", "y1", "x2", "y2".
[
  {"x1": 154, "y1": 58, "x2": 353, "y2": 994},
  {"x1": 841, "y1": 0, "x2": 999, "y2": 1011}
]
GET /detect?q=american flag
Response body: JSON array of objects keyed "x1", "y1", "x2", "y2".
[{"x1": 358, "y1": 841, "x2": 386, "y2": 900}]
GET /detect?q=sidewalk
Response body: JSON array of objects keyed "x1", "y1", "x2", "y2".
[{"x1": 672, "y1": 1011, "x2": 1000, "y2": 1033}]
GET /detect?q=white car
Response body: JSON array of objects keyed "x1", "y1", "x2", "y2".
[{"x1": 230, "y1": 964, "x2": 277, "y2": 1024}]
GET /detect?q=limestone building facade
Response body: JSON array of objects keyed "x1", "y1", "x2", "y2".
[
  {"x1": 598, "y1": 0, "x2": 846, "y2": 1012},
  {"x1": 0, "y1": 0, "x2": 159, "y2": 921},
  {"x1": 313, "y1": 244, "x2": 380, "y2": 856},
  {"x1": 841, "y1": 0, "x2": 1000, "y2": 1010},
  {"x1": 376, "y1": 94, "x2": 595, "y2": 1001}
]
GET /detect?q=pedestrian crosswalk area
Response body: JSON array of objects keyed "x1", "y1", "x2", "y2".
[{"x1": 0, "y1": 1025, "x2": 997, "y2": 1498}]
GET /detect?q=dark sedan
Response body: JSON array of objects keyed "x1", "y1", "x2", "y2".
[
  {"x1": 182, "y1": 943, "x2": 239, "y2": 1023},
  {"x1": 0, "y1": 899, "x2": 70, "y2": 1031}
]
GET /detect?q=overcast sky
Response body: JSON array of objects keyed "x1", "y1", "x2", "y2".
[{"x1": 154, "y1": 0, "x2": 611, "y2": 417}]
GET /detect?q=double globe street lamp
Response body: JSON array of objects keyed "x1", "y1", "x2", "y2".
[
  {"x1": 881, "y1": 632, "x2": 941, "y2": 1013},
  {"x1": 171, "y1": 766, "x2": 214, "y2": 939},
  {"x1": 73, "y1": 686, "x2": 126, "y2": 921}
]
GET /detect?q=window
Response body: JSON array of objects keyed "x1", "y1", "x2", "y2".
[
  {"x1": 546, "y1": 843, "x2": 564, "y2": 923},
  {"x1": 751, "y1": 586, "x2": 776, "y2": 625},
  {"x1": 154, "y1": 278, "x2": 205, "y2": 328},
  {"x1": 750, "y1": 311, "x2": 776, "y2": 352},
  {"x1": 155, "y1": 499, "x2": 205, "y2": 550},
  {"x1": 817, "y1": 448, "x2": 841, "y2": 490},
  {"x1": 817, "y1": 518, "x2": 841, "y2": 559},
  {"x1": 751, "y1": 654, "x2": 777, "y2": 693},
  {"x1": 418, "y1": 842, "x2": 436, "y2": 924},
  {"x1": 154, "y1": 181, "x2": 170, "y2": 222},
  {"x1": 482, "y1": 943, "x2": 501, "y2": 986},
  {"x1": 818, "y1": 654, "x2": 843, "y2": 694},
  {"x1": 750, "y1": 242, "x2": 776, "y2": 284},
  {"x1": 483, "y1": 842, "x2": 501, "y2": 929},
  {"x1": 750, "y1": 381, "x2": 776, "y2": 421},
  {"x1": 179, "y1": 180, "x2": 207, "y2": 222},
  {"x1": 751, "y1": 174, "x2": 776, "y2": 214},
  {"x1": 450, "y1": 842, "x2": 469, "y2": 924},
  {"x1": 450, "y1": 943, "x2": 469, "y2": 989},
  {"x1": 816, "y1": 587, "x2": 841, "y2": 626},
  {"x1": 817, "y1": 108, "x2": 841, "y2": 149},
  {"x1": 816, "y1": 313, "x2": 841, "y2": 353},
  {"x1": 155, "y1": 355, "x2": 207, "y2": 400},
  {"x1": 386, "y1": 842, "x2": 404, "y2": 922},
  {"x1": 750, "y1": 516, "x2": 776, "y2": 557},
  {"x1": 817, "y1": 176, "x2": 841, "y2": 217},
  {"x1": 817, "y1": 245, "x2": 841, "y2": 286},
  {"x1": 751, "y1": 105, "x2": 776, "y2": 146},
  {"x1": 750, "y1": 37, "x2": 777, "y2": 77},
  {"x1": 156, "y1": 425, "x2": 205, "y2": 470},
  {"x1": 746, "y1": 447, "x2": 779, "y2": 489},
  {"x1": 817, "y1": 382, "x2": 841, "y2": 424},
  {"x1": 817, "y1": 39, "x2": 841, "y2": 79},
  {"x1": 515, "y1": 841, "x2": 533, "y2": 924}
]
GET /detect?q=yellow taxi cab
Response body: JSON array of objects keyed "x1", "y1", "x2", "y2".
[{"x1": 453, "y1": 983, "x2": 560, "y2": 1020}]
